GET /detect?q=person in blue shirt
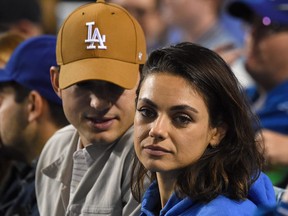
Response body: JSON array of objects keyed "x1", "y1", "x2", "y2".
[
  {"x1": 0, "y1": 35, "x2": 69, "y2": 216},
  {"x1": 131, "y1": 42, "x2": 276, "y2": 215},
  {"x1": 228, "y1": 0, "x2": 288, "y2": 188}
]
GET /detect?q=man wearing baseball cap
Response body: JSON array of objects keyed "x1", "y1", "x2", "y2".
[
  {"x1": 228, "y1": 0, "x2": 288, "y2": 188},
  {"x1": 36, "y1": 0, "x2": 146, "y2": 215},
  {"x1": 0, "y1": 35, "x2": 68, "y2": 215}
]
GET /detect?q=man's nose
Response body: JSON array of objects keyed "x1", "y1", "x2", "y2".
[{"x1": 90, "y1": 94, "x2": 111, "y2": 111}]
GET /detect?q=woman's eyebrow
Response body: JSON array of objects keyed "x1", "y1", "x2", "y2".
[
  {"x1": 138, "y1": 97, "x2": 199, "y2": 113},
  {"x1": 170, "y1": 105, "x2": 199, "y2": 113},
  {"x1": 137, "y1": 97, "x2": 158, "y2": 109}
]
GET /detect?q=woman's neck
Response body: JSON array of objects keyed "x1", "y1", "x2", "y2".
[{"x1": 156, "y1": 172, "x2": 178, "y2": 208}]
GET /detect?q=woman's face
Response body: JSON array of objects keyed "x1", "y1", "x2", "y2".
[{"x1": 134, "y1": 73, "x2": 224, "y2": 175}]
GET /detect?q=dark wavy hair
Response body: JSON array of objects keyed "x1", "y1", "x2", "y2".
[{"x1": 131, "y1": 42, "x2": 264, "y2": 203}]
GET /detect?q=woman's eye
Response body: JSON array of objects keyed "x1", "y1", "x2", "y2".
[
  {"x1": 137, "y1": 107, "x2": 156, "y2": 119},
  {"x1": 174, "y1": 114, "x2": 192, "y2": 125}
]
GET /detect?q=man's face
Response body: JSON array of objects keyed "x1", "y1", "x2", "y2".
[
  {"x1": 58, "y1": 79, "x2": 138, "y2": 147},
  {"x1": 244, "y1": 18, "x2": 288, "y2": 89},
  {"x1": 0, "y1": 85, "x2": 29, "y2": 151},
  {"x1": 162, "y1": 0, "x2": 212, "y2": 29}
]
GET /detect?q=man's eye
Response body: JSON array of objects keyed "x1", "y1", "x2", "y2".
[{"x1": 76, "y1": 82, "x2": 91, "y2": 89}]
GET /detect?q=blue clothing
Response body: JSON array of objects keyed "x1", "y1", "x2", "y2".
[
  {"x1": 196, "y1": 21, "x2": 242, "y2": 50},
  {"x1": 140, "y1": 172, "x2": 276, "y2": 216},
  {"x1": 254, "y1": 202, "x2": 288, "y2": 216},
  {"x1": 220, "y1": 12, "x2": 245, "y2": 46},
  {"x1": 246, "y1": 81, "x2": 288, "y2": 135},
  {"x1": 246, "y1": 80, "x2": 288, "y2": 187}
]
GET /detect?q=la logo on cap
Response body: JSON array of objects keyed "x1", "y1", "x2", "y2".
[{"x1": 85, "y1": 22, "x2": 107, "y2": 50}]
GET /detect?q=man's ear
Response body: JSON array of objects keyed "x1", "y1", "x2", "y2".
[
  {"x1": 27, "y1": 90, "x2": 44, "y2": 122},
  {"x1": 50, "y1": 66, "x2": 62, "y2": 98},
  {"x1": 210, "y1": 123, "x2": 227, "y2": 148}
]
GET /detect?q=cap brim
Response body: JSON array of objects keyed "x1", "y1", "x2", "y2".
[
  {"x1": 0, "y1": 68, "x2": 14, "y2": 83},
  {"x1": 59, "y1": 58, "x2": 140, "y2": 89}
]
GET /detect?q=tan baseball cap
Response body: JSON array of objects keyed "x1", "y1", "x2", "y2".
[{"x1": 56, "y1": 0, "x2": 147, "y2": 89}]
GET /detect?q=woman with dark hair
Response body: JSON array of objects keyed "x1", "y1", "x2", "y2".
[{"x1": 132, "y1": 42, "x2": 276, "y2": 215}]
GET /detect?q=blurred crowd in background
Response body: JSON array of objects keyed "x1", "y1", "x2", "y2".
[{"x1": 0, "y1": 0, "x2": 252, "y2": 85}]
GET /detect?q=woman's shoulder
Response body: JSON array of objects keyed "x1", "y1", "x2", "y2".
[{"x1": 191, "y1": 195, "x2": 257, "y2": 216}]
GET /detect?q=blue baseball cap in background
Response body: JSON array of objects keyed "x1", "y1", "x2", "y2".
[
  {"x1": 0, "y1": 35, "x2": 61, "y2": 105},
  {"x1": 228, "y1": 0, "x2": 288, "y2": 26}
]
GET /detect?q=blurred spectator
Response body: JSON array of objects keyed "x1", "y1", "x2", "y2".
[
  {"x1": 228, "y1": 0, "x2": 288, "y2": 188},
  {"x1": 162, "y1": 0, "x2": 239, "y2": 48},
  {"x1": 39, "y1": 0, "x2": 58, "y2": 35},
  {"x1": 0, "y1": 35, "x2": 68, "y2": 215},
  {"x1": 222, "y1": 0, "x2": 246, "y2": 45},
  {"x1": 161, "y1": 0, "x2": 254, "y2": 88},
  {"x1": 0, "y1": 32, "x2": 25, "y2": 187},
  {"x1": 0, "y1": 0, "x2": 43, "y2": 38},
  {"x1": 107, "y1": 0, "x2": 170, "y2": 53},
  {"x1": 261, "y1": 130, "x2": 288, "y2": 167},
  {"x1": 55, "y1": 0, "x2": 94, "y2": 30},
  {"x1": 0, "y1": 32, "x2": 25, "y2": 68}
]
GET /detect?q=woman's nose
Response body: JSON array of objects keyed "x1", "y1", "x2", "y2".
[{"x1": 148, "y1": 116, "x2": 168, "y2": 141}]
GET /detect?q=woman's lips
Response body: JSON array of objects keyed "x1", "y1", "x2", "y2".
[{"x1": 143, "y1": 145, "x2": 171, "y2": 156}]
